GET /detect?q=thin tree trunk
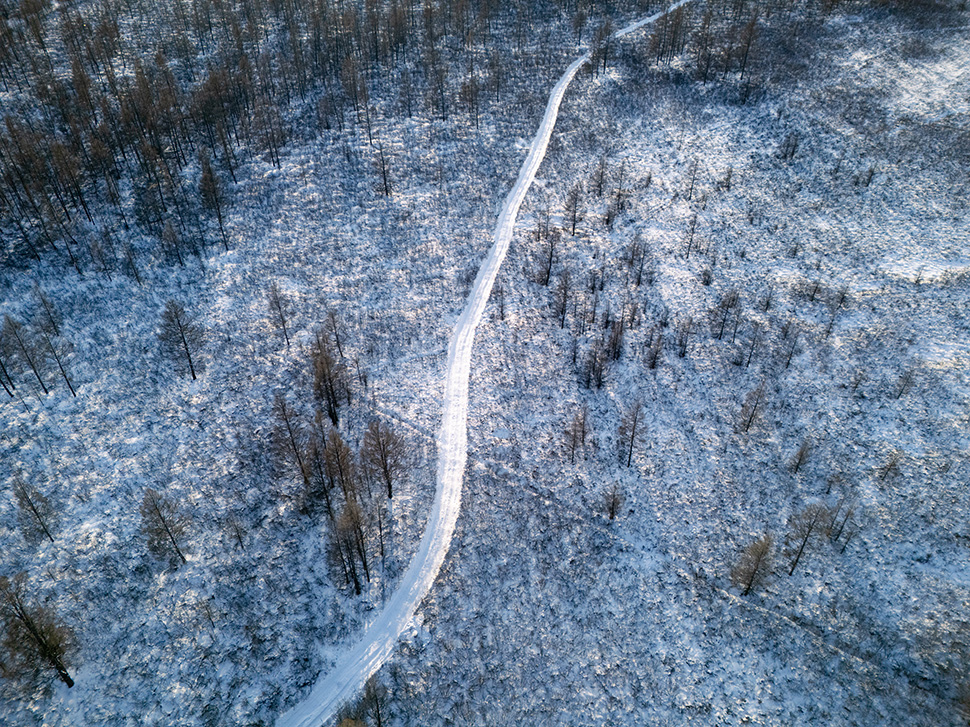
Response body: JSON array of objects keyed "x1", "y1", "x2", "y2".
[
  {"x1": 40, "y1": 331, "x2": 76, "y2": 396},
  {"x1": 150, "y1": 497, "x2": 187, "y2": 565},
  {"x1": 788, "y1": 509, "x2": 821, "y2": 576},
  {"x1": 17, "y1": 483, "x2": 54, "y2": 543},
  {"x1": 742, "y1": 548, "x2": 766, "y2": 596},
  {"x1": 178, "y1": 320, "x2": 197, "y2": 380},
  {"x1": 9, "y1": 600, "x2": 73, "y2": 687},
  {"x1": 10, "y1": 324, "x2": 48, "y2": 394}
]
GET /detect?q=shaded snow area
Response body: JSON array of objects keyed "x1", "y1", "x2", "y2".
[
  {"x1": 1, "y1": 2, "x2": 968, "y2": 727},
  {"x1": 0, "y1": 147, "x2": 448, "y2": 722},
  {"x1": 0, "y1": 38, "x2": 565, "y2": 725},
  {"x1": 377, "y1": 9, "x2": 970, "y2": 727},
  {"x1": 276, "y1": 9, "x2": 620, "y2": 724}
]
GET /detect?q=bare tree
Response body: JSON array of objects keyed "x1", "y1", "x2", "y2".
[
  {"x1": 789, "y1": 437, "x2": 812, "y2": 474},
  {"x1": 334, "y1": 693, "x2": 368, "y2": 727},
  {"x1": 592, "y1": 157, "x2": 607, "y2": 197},
  {"x1": 894, "y1": 365, "x2": 918, "y2": 400},
  {"x1": 88, "y1": 236, "x2": 113, "y2": 280},
  {"x1": 564, "y1": 183, "x2": 582, "y2": 236},
  {"x1": 158, "y1": 300, "x2": 203, "y2": 380},
  {"x1": 225, "y1": 516, "x2": 246, "y2": 552},
  {"x1": 161, "y1": 221, "x2": 186, "y2": 267},
  {"x1": 327, "y1": 511, "x2": 363, "y2": 596},
  {"x1": 604, "y1": 483, "x2": 624, "y2": 521},
  {"x1": 744, "y1": 321, "x2": 761, "y2": 367},
  {"x1": 685, "y1": 159, "x2": 699, "y2": 201},
  {"x1": 326, "y1": 309, "x2": 344, "y2": 358},
  {"x1": 645, "y1": 326, "x2": 663, "y2": 370},
  {"x1": 582, "y1": 339, "x2": 608, "y2": 390},
  {"x1": 676, "y1": 317, "x2": 692, "y2": 358},
  {"x1": 564, "y1": 405, "x2": 589, "y2": 465},
  {"x1": 342, "y1": 496, "x2": 371, "y2": 584},
  {"x1": 828, "y1": 493, "x2": 857, "y2": 545},
  {"x1": 572, "y1": 7, "x2": 588, "y2": 40},
  {"x1": 737, "y1": 380, "x2": 766, "y2": 433},
  {"x1": 305, "y1": 433, "x2": 338, "y2": 524},
  {"x1": 785, "y1": 503, "x2": 831, "y2": 576},
  {"x1": 123, "y1": 244, "x2": 142, "y2": 285},
  {"x1": 618, "y1": 399, "x2": 645, "y2": 468},
  {"x1": 879, "y1": 449, "x2": 902, "y2": 482},
  {"x1": 362, "y1": 675, "x2": 388, "y2": 727},
  {"x1": 13, "y1": 477, "x2": 56, "y2": 544},
  {"x1": 324, "y1": 428, "x2": 358, "y2": 502},
  {"x1": 629, "y1": 236, "x2": 649, "y2": 287},
  {"x1": 328, "y1": 494, "x2": 371, "y2": 595},
  {"x1": 537, "y1": 227, "x2": 559, "y2": 286},
  {"x1": 779, "y1": 132, "x2": 798, "y2": 162},
  {"x1": 714, "y1": 289, "x2": 739, "y2": 340},
  {"x1": 760, "y1": 286, "x2": 774, "y2": 312},
  {"x1": 200, "y1": 149, "x2": 228, "y2": 250},
  {"x1": 730, "y1": 533, "x2": 773, "y2": 596},
  {"x1": 553, "y1": 270, "x2": 570, "y2": 329},
  {"x1": 607, "y1": 319, "x2": 625, "y2": 361},
  {"x1": 35, "y1": 325, "x2": 76, "y2": 397},
  {"x1": 312, "y1": 331, "x2": 349, "y2": 426},
  {"x1": 273, "y1": 393, "x2": 309, "y2": 487},
  {"x1": 783, "y1": 327, "x2": 799, "y2": 369},
  {"x1": 2, "y1": 315, "x2": 48, "y2": 394},
  {"x1": 590, "y1": 19, "x2": 614, "y2": 73},
  {"x1": 266, "y1": 281, "x2": 292, "y2": 348},
  {"x1": 0, "y1": 337, "x2": 17, "y2": 397},
  {"x1": 0, "y1": 573, "x2": 76, "y2": 689},
  {"x1": 361, "y1": 420, "x2": 408, "y2": 499},
  {"x1": 737, "y1": 12, "x2": 759, "y2": 80},
  {"x1": 493, "y1": 283, "x2": 505, "y2": 321},
  {"x1": 374, "y1": 138, "x2": 392, "y2": 197},
  {"x1": 33, "y1": 287, "x2": 61, "y2": 337},
  {"x1": 683, "y1": 213, "x2": 698, "y2": 259},
  {"x1": 140, "y1": 487, "x2": 189, "y2": 566}
]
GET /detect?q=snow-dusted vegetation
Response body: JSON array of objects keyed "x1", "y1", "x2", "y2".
[
  {"x1": 381, "y1": 6, "x2": 970, "y2": 725},
  {"x1": 1, "y1": 0, "x2": 967, "y2": 724}
]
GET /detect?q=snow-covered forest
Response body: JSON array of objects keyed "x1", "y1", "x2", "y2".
[{"x1": 1, "y1": 0, "x2": 968, "y2": 724}]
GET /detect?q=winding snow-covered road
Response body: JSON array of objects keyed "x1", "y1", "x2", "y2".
[{"x1": 275, "y1": 4, "x2": 692, "y2": 724}]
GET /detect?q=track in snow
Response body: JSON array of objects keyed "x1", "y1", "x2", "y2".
[{"x1": 275, "y1": 3, "x2": 693, "y2": 725}]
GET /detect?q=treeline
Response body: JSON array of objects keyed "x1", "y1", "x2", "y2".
[
  {"x1": 0, "y1": 0, "x2": 607, "y2": 275},
  {"x1": 2, "y1": 0, "x2": 853, "y2": 276},
  {"x1": 630, "y1": 0, "x2": 952, "y2": 89},
  {"x1": 0, "y1": 0, "x2": 951, "y2": 276}
]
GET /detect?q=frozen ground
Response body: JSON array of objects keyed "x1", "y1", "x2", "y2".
[
  {"x1": 0, "y1": 1, "x2": 967, "y2": 726},
  {"x1": 376, "y1": 5, "x2": 970, "y2": 727},
  {"x1": 277, "y1": 4, "x2": 696, "y2": 725}
]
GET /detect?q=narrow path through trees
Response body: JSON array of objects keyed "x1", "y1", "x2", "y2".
[{"x1": 275, "y1": 3, "x2": 694, "y2": 724}]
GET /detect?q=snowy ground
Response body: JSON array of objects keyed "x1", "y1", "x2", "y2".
[
  {"x1": 375, "y1": 6, "x2": 970, "y2": 727},
  {"x1": 0, "y1": 72, "x2": 513, "y2": 727},
  {"x1": 1, "y1": 1, "x2": 967, "y2": 726},
  {"x1": 277, "y1": 5, "x2": 699, "y2": 725}
]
